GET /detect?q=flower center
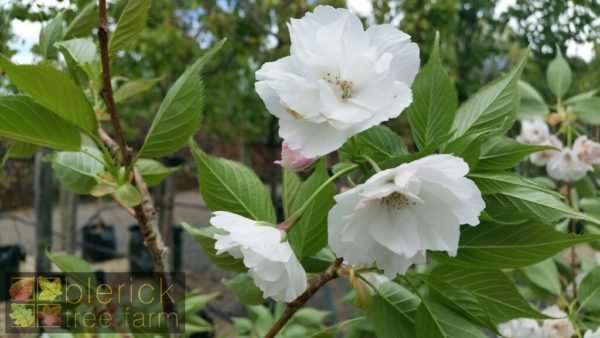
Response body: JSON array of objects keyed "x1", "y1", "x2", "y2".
[
  {"x1": 381, "y1": 192, "x2": 416, "y2": 210},
  {"x1": 324, "y1": 72, "x2": 353, "y2": 99}
]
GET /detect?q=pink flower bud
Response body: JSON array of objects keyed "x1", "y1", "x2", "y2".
[{"x1": 275, "y1": 141, "x2": 317, "y2": 171}]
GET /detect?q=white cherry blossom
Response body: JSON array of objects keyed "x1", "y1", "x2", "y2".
[
  {"x1": 541, "y1": 306, "x2": 575, "y2": 338},
  {"x1": 498, "y1": 318, "x2": 542, "y2": 338},
  {"x1": 255, "y1": 5, "x2": 419, "y2": 157},
  {"x1": 517, "y1": 118, "x2": 550, "y2": 145},
  {"x1": 546, "y1": 147, "x2": 592, "y2": 182},
  {"x1": 530, "y1": 135, "x2": 563, "y2": 166},
  {"x1": 584, "y1": 328, "x2": 600, "y2": 338},
  {"x1": 327, "y1": 154, "x2": 485, "y2": 277},
  {"x1": 211, "y1": 211, "x2": 307, "y2": 302},
  {"x1": 573, "y1": 135, "x2": 600, "y2": 165}
]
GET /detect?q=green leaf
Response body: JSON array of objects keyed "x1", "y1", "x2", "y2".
[
  {"x1": 517, "y1": 81, "x2": 549, "y2": 119},
  {"x1": 579, "y1": 267, "x2": 600, "y2": 312},
  {"x1": 564, "y1": 89, "x2": 598, "y2": 105},
  {"x1": 135, "y1": 159, "x2": 180, "y2": 187},
  {"x1": 50, "y1": 147, "x2": 104, "y2": 194},
  {"x1": 181, "y1": 223, "x2": 247, "y2": 273},
  {"x1": 380, "y1": 136, "x2": 450, "y2": 170},
  {"x1": 0, "y1": 56, "x2": 97, "y2": 133},
  {"x1": 415, "y1": 300, "x2": 487, "y2": 338},
  {"x1": 431, "y1": 220, "x2": 600, "y2": 269},
  {"x1": 222, "y1": 274, "x2": 264, "y2": 305},
  {"x1": 292, "y1": 308, "x2": 330, "y2": 327},
  {"x1": 442, "y1": 132, "x2": 483, "y2": 170},
  {"x1": 470, "y1": 172, "x2": 599, "y2": 224},
  {"x1": 56, "y1": 39, "x2": 99, "y2": 86},
  {"x1": 369, "y1": 282, "x2": 419, "y2": 338},
  {"x1": 2, "y1": 142, "x2": 39, "y2": 166},
  {"x1": 114, "y1": 77, "x2": 163, "y2": 103},
  {"x1": 282, "y1": 168, "x2": 302, "y2": 218},
  {"x1": 0, "y1": 96, "x2": 81, "y2": 150},
  {"x1": 308, "y1": 318, "x2": 365, "y2": 338},
  {"x1": 341, "y1": 125, "x2": 407, "y2": 162},
  {"x1": 430, "y1": 266, "x2": 546, "y2": 324},
  {"x1": 288, "y1": 160, "x2": 335, "y2": 258},
  {"x1": 190, "y1": 142, "x2": 275, "y2": 222},
  {"x1": 183, "y1": 291, "x2": 218, "y2": 314},
  {"x1": 39, "y1": 13, "x2": 64, "y2": 59},
  {"x1": 522, "y1": 259, "x2": 561, "y2": 295},
  {"x1": 109, "y1": 0, "x2": 149, "y2": 54},
  {"x1": 114, "y1": 182, "x2": 141, "y2": 207},
  {"x1": 574, "y1": 177, "x2": 597, "y2": 199},
  {"x1": 139, "y1": 40, "x2": 225, "y2": 157},
  {"x1": 46, "y1": 251, "x2": 96, "y2": 287},
  {"x1": 411, "y1": 274, "x2": 495, "y2": 330},
  {"x1": 301, "y1": 248, "x2": 336, "y2": 273},
  {"x1": 64, "y1": 2, "x2": 96, "y2": 39},
  {"x1": 477, "y1": 137, "x2": 555, "y2": 171},
  {"x1": 546, "y1": 48, "x2": 572, "y2": 100},
  {"x1": 571, "y1": 97, "x2": 600, "y2": 125},
  {"x1": 451, "y1": 50, "x2": 529, "y2": 140},
  {"x1": 407, "y1": 33, "x2": 457, "y2": 150},
  {"x1": 581, "y1": 198, "x2": 600, "y2": 220},
  {"x1": 55, "y1": 38, "x2": 97, "y2": 65}
]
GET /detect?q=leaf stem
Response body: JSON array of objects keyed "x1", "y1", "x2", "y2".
[
  {"x1": 361, "y1": 154, "x2": 381, "y2": 172},
  {"x1": 283, "y1": 163, "x2": 358, "y2": 231}
]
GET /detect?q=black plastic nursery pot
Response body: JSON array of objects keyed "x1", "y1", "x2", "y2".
[
  {"x1": 129, "y1": 224, "x2": 155, "y2": 275},
  {"x1": 172, "y1": 224, "x2": 183, "y2": 272},
  {"x1": 129, "y1": 224, "x2": 184, "y2": 275},
  {"x1": 81, "y1": 222, "x2": 117, "y2": 262},
  {"x1": 0, "y1": 245, "x2": 26, "y2": 301}
]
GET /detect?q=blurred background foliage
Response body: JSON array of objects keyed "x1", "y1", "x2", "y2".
[{"x1": 1, "y1": 0, "x2": 599, "y2": 146}]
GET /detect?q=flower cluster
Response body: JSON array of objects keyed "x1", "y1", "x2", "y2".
[
  {"x1": 208, "y1": 5, "x2": 485, "y2": 304},
  {"x1": 517, "y1": 117, "x2": 600, "y2": 182},
  {"x1": 498, "y1": 306, "x2": 575, "y2": 338}
]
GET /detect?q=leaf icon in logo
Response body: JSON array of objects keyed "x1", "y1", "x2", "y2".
[
  {"x1": 38, "y1": 304, "x2": 62, "y2": 327},
  {"x1": 9, "y1": 277, "x2": 34, "y2": 301},
  {"x1": 9, "y1": 304, "x2": 35, "y2": 328},
  {"x1": 37, "y1": 277, "x2": 62, "y2": 301}
]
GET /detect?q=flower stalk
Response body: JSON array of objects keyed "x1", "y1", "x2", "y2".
[{"x1": 282, "y1": 163, "x2": 359, "y2": 231}]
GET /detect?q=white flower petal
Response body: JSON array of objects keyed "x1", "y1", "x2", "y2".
[
  {"x1": 279, "y1": 118, "x2": 352, "y2": 157},
  {"x1": 210, "y1": 212, "x2": 307, "y2": 302},
  {"x1": 256, "y1": 6, "x2": 419, "y2": 157},
  {"x1": 366, "y1": 24, "x2": 420, "y2": 85},
  {"x1": 327, "y1": 154, "x2": 485, "y2": 277}
]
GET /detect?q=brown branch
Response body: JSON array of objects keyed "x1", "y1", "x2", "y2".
[
  {"x1": 98, "y1": 0, "x2": 129, "y2": 164},
  {"x1": 96, "y1": 0, "x2": 176, "y2": 333},
  {"x1": 265, "y1": 258, "x2": 344, "y2": 338}
]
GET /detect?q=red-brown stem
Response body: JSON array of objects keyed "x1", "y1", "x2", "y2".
[
  {"x1": 98, "y1": 0, "x2": 129, "y2": 164},
  {"x1": 96, "y1": 0, "x2": 176, "y2": 333},
  {"x1": 265, "y1": 258, "x2": 344, "y2": 338}
]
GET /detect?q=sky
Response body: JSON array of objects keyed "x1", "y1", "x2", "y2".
[{"x1": 4, "y1": 0, "x2": 596, "y2": 63}]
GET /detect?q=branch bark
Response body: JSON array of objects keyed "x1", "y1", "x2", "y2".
[
  {"x1": 265, "y1": 258, "x2": 344, "y2": 338},
  {"x1": 98, "y1": 0, "x2": 129, "y2": 164},
  {"x1": 97, "y1": 0, "x2": 176, "y2": 333}
]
